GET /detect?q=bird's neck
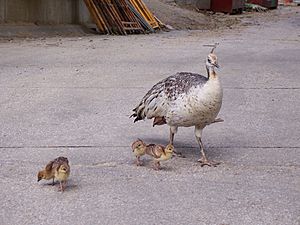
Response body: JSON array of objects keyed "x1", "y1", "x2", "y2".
[
  {"x1": 162, "y1": 151, "x2": 172, "y2": 160},
  {"x1": 40, "y1": 170, "x2": 52, "y2": 179},
  {"x1": 208, "y1": 67, "x2": 217, "y2": 79}
]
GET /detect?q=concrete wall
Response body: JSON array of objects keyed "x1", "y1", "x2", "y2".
[
  {"x1": 175, "y1": 0, "x2": 211, "y2": 9},
  {"x1": 0, "y1": 0, "x2": 91, "y2": 24},
  {"x1": 0, "y1": 0, "x2": 6, "y2": 22}
]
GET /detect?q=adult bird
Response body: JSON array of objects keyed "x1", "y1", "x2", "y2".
[{"x1": 131, "y1": 46, "x2": 223, "y2": 166}]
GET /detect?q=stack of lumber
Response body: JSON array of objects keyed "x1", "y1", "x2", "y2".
[
  {"x1": 128, "y1": 0, "x2": 159, "y2": 29},
  {"x1": 84, "y1": 0, "x2": 161, "y2": 35}
]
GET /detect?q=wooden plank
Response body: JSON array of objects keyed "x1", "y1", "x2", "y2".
[
  {"x1": 129, "y1": 0, "x2": 160, "y2": 29},
  {"x1": 84, "y1": 0, "x2": 106, "y2": 33},
  {"x1": 92, "y1": 0, "x2": 112, "y2": 34},
  {"x1": 92, "y1": 0, "x2": 123, "y2": 35},
  {"x1": 106, "y1": 0, "x2": 127, "y2": 35},
  {"x1": 154, "y1": 15, "x2": 166, "y2": 28},
  {"x1": 113, "y1": 0, "x2": 144, "y2": 34},
  {"x1": 85, "y1": 0, "x2": 145, "y2": 35},
  {"x1": 126, "y1": 0, "x2": 154, "y2": 32}
]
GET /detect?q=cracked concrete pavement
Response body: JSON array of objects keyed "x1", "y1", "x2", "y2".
[{"x1": 0, "y1": 7, "x2": 300, "y2": 225}]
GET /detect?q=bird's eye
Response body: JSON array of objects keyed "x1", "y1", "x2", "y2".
[{"x1": 207, "y1": 58, "x2": 211, "y2": 63}]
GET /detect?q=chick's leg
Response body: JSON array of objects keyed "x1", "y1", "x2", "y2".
[
  {"x1": 136, "y1": 156, "x2": 142, "y2": 166},
  {"x1": 59, "y1": 181, "x2": 63, "y2": 192},
  {"x1": 63, "y1": 180, "x2": 67, "y2": 192},
  {"x1": 153, "y1": 161, "x2": 160, "y2": 170},
  {"x1": 195, "y1": 126, "x2": 220, "y2": 167},
  {"x1": 169, "y1": 126, "x2": 184, "y2": 157}
]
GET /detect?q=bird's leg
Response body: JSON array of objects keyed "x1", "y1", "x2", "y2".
[
  {"x1": 63, "y1": 180, "x2": 67, "y2": 192},
  {"x1": 170, "y1": 127, "x2": 177, "y2": 145},
  {"x1": 153, "y1": 161, "x2": 160, "y2": 170},
  {"x1": 136, "y1": 156, "x2": 142, "y2": 166},
  {"x1": 52, "y1": 177, "x2": 55, "y2": 186},
  {"x1": 59, "y1": 181, "x2": 63, "y2": 192},
  {"x1": 169, "y1": 129, "x2": 175, "y2": 145},
  {"x1": 195, "y1": 126, "x2": 220, "y2": 167},
  {"x1": 169, "y1": 126, "x2": 185, "y2": 158},
  {"x1": 196, "y1": 137, "x2": 220, "y2": 167}
]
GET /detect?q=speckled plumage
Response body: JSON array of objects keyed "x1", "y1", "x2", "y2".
[
  {"x1": 145, "y1": 143, "x2": 174, "y2": 170},
  {"x1": 131, "y1": 70, "x2": 222, "y2": 128},
  {"x1": 131, "y1": 49, "x2": 223, "y2": 166},
  {"x1": 37, "y1": 156, "x2": 70, "y2": 191}
]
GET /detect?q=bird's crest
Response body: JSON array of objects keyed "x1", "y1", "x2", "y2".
[{"x1": 203, "y1": 43, "x2": 219, "y2": 53}]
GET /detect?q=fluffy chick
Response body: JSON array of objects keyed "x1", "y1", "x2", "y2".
[
  {"x1": 145, "y1": 144, "x2": 174, "y2": 170},
  {"x1": 131, "y1": 139, "x2": 147, "y2": 166},
  {"x1": 38, "y1": 156, "x2": 70, "y2": 192},
  {"x1": 37, "y1": 161, "x2": 55, "y2": 185}
]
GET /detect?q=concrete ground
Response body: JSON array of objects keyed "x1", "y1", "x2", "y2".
[{"x1": 0, "y1": 7, "x2": 299, "y2": 225}]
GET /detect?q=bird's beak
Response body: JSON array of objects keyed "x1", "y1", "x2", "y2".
[
  {"x1": 214, "y1": 63, "x2": 220, "y2": 68},
  {"x1": 37, "y1": 178, "x2": 41, "y2": 182}
]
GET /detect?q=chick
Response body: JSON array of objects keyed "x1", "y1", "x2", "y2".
[
  {"x1": 38, "y1": 156, "x2": 70, "y2": 192},
  {"x1": 37, "y1": 160, "x2": 55, "y2": 185},
  {"x1": 145, "y1": 144, "x2": 174, "y2": 170},
  {"x1": 131, "y1": 139, "x2": 146, "y2": 166}
]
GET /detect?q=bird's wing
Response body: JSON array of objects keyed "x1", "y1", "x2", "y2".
[
  {"x1": 131, "y1": 79, "x2": 166, "y2": 122},
  {"x1": 45, "y1": 160, "x2": 54, "y2": 172},
  {"x1": 146, "y1": 144, "x2": 165, "y2": 159},
  {"x1": 145, "y1": 144, "x2": 156, "y2": 157},
  {"x1": 55, "y1": 157, "x2": 69, "y2": 164},
  {"x1": 131, "y1": 72, "x2": 208, "y2": 122},
  {"x1": 52, "y1": 157, "x2": 69, "y2": 172}
]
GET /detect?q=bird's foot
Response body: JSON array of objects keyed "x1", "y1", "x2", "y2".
[
  {"x1": 58, "y1": 186, "x2": 65, "y2": 192},
  {"x1": 136, "y1": 161, "x2": 143, "y2": 166},
  {"x1": 197, "y1": 157, "x2": 220, "y2": 167},
  {"x1": 58, "y1": 182, "x2": 65, "y2": 192},
  {"x1": 135, "y1": 156, "x2": 143, "y2": 166},
  {"x1": 153, "y1": 166, "x2": 160, "y2": 171},
  {"x1": 172, "y1": 150, "x2": 186, "y2": 158},
  {"x1": 153, "y1": 162, "x2": 161, "y2": 170}
]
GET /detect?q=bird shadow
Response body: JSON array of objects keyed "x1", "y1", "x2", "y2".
[
  {"x1": 138, "y1": 137, "x2": 194, "y2": 156},
  {"x1": 64, "y1": 183, "x2": 78, "y2": 191},
  {"x1": 135, "y1": 158, "x2": 176, "y2": 172},
  {"x1": 157, "y1": 166, "x2": 175, "y2": 172},
  {"x1": 39, "y1": 180, "x2": 78, "y2": 191},
  {"x1": 40, "y1": 181, "x2": 57, "y2": 186}
]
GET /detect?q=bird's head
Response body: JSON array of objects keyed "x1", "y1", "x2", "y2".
[
  {"x1": 205, "y1": 44, "x2": 219, "y2": 71},
  {"x1": 37, "y1": 170, "x2": 45, "y2": 182},
  {"x1": 206, "y1": 53, "x2": 219, "y2": 69},
  {"x1": 165, "y1": 144, "x2": 174, "y2": 154},
  {"x1": 58, "y1": 165, "x2": 69, "y2": 174},
  {"x1": 131, "y1": 139, "x2": 146, "y2": 152}
]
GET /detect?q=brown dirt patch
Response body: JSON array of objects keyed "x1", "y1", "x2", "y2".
[{"x1": 144, "y1": 0, "x2": 299, "y2": 31}]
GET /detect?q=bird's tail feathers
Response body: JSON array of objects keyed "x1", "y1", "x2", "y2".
[{"x1": 130, "y1": 103, "x2": 146, "y2": 123}]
